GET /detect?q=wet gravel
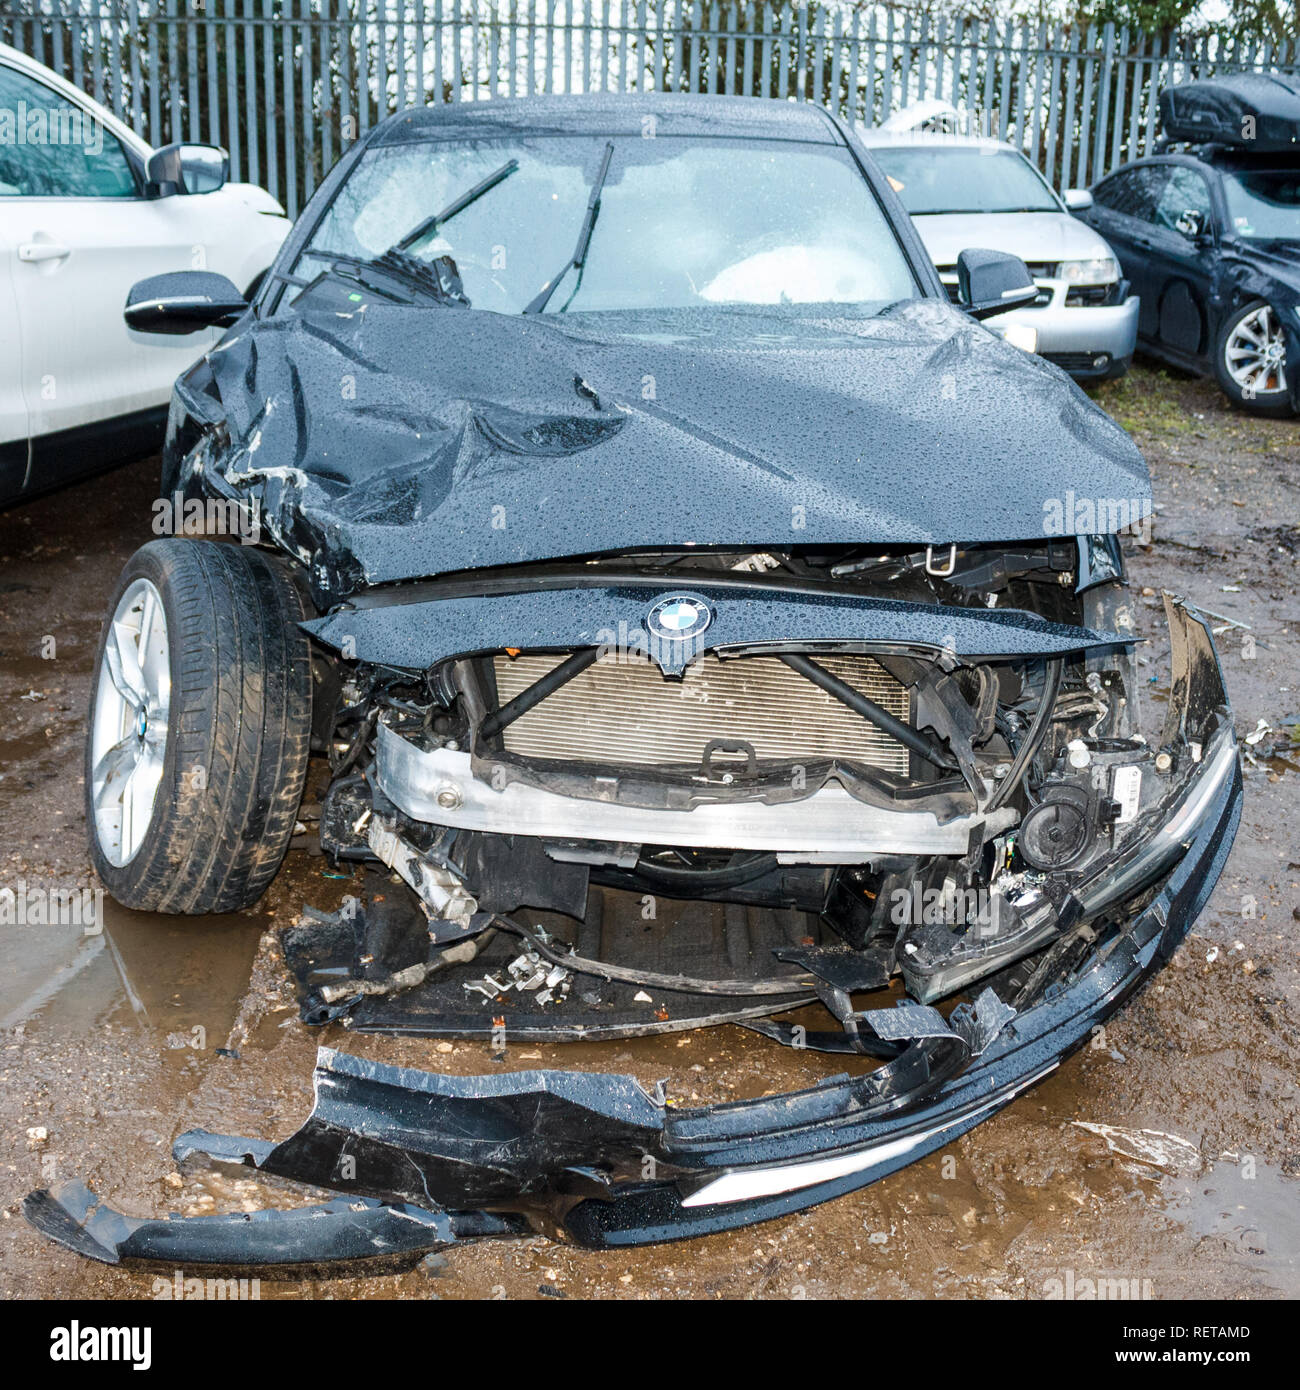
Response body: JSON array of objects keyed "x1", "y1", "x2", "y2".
[{"x1": 0, "y1": 363, "x2": 1296, "y2": 1299}]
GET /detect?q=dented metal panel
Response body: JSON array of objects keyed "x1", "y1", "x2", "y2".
[{"x1": 168, "y1": 291, "x2": 1150, "y2": 604}]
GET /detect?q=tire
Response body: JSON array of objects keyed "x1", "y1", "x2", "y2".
[
  {"x1": 1213, "y1": 299, "x2": 1295, "y2": 418},
  {"x1": 86, "y1": 539, "x2": 312, "y2": 915}
]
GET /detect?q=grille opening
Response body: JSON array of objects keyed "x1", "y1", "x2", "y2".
[{"x1": 490, "y1": 650, "x2": 912, "y2": 776}]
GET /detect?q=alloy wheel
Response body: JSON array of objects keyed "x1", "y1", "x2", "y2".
[
  {"x1": 1224, "y1": 304, "x2": 1289, "y2": 396},
  {"x1": 89, "y1": 578, "x2": 171, "y2": 866}
]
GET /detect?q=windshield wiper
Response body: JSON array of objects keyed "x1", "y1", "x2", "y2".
[
  {"x1": 524, "y1": 141, "x2": 615, "y2": 314},
  {"x1": 291, "y1": 159, "x2": 520, "y2": 308},
  {"x1": 302, "y1": 248, "x2": 468, "y2": 307},
  {"x1": 390, "y1": 157, "x2": 520, "y2": 255}
]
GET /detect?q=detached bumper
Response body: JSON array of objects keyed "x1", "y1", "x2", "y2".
[{"x1": 25, "y1": 743, "x2": 1240, "y2": 1265}]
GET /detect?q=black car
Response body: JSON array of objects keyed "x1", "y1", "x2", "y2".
[
  {"x1": 27, "y1": 95, "x2": 1240, "y2": 1269},
  {"x1": 1079, "y1": 76, "x2": 1300, "y2": 417}
]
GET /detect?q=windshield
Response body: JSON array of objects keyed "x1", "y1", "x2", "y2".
[
  {"x1": 288, "y1": 135, "x2": 919, "y2": 313},
  {"x1": 871, "y1": 146, "x2": 1060, "y2": 216},
  {"x1": 1221, "y1": 168, "x2": 1300, "y2": 241}
]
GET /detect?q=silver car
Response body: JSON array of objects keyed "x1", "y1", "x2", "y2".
[{"x1": 861, "y1": 130, "x2": 1139, "y2": 381}]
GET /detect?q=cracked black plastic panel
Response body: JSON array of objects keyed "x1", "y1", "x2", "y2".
[
  {"x1": 22, "y1": 1180, "x2": 523, "y2": 1274},
  {"x1": 238, "y1": 1048, "x2": 670, "y2": 1209}
]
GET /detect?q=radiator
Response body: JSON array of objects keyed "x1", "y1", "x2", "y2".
[{"x1": 491, "y1": 651, "x2": 911, "y2": 775}]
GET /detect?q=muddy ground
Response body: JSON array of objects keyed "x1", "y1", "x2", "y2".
[{"x1": 0, "y1": 362, "x2": 1296, "y2": 1300}]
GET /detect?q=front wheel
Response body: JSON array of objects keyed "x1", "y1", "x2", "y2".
[
  {"x1": 86, "y1": 539, "x2": 312, "y2": 914},
  {"x1": 1214, "y1": 300, "x2": 1295, "y2": 417}
]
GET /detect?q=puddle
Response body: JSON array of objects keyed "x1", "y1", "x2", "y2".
[
  {"x1": 0, "y1": 886, "x2": 262, "y2": 1046},
  {"x1": 1159, "y1": 1159, "x2": 1300, "y2": 1291}
]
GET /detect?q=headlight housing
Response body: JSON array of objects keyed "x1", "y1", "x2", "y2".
[{"x1": 1057, "y1": 257, "x2": 1119, "y2": 285}]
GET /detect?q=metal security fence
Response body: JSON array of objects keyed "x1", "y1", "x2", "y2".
[{"x1": 3, "y1": 2, "x2": 1298, "y2": 217}]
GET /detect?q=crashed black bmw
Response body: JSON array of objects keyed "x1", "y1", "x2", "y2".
[{"x1": 30, "y1": 95, "x2": 1242, "y2": 1270}]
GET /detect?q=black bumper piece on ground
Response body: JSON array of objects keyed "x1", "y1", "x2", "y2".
[{"x1": 22, "y1": 1181, "x2": 526, "y2": 1274}]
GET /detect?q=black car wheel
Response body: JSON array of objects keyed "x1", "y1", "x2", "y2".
[
  {"x1": 1214, "y1": 300, "x2": 1295, "y2": 417},
  {"x1": 86, "y1": 539, "x2": 312, "y2": 914}
]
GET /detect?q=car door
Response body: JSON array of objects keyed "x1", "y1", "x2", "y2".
[
  {"x1": 0, "y1": 60, "x2": 221, "y2": 463},
  {"x1": 0, "y1": 214, "x2": 28, "y2": 500},
  {"x1": 1085, "y1": 164, "x2": 1174, "y2": 339},
  {"x1": 1140, "y1": 165, "x2": 1218, "y2": 361}
]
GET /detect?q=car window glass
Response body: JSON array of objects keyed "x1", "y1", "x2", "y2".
[
  {"x1": 1093, "y1": 165, "x2": 1172, "y2": 223},
  {"x1": 291, "y1": 135, "x2": 919, "y2": 314},
  {"x1": 1153, "y1": 167, "x2": 1213, "y2": 236},
  {"x1": 1221, "y1": 168, "x2": 1300, "y2": 240},
  {"x1": 0, "y1": 63, "x2": 137, "y2": 197},
  {"x1": 868, "y1": 146, "x2": 1060, "y2": 215},
  {"x1": 1091, "y1": 171, "x2": 1133, "y2": 213}
]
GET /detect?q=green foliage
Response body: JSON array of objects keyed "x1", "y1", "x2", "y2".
[
  {"x1": 1074, "y1": 0, "x2": 1201, "y2": 35},
  {"x1": 876, "y1": 0, "x2": 1298, "y2": 42},
  {"x1": 1066, "y1": 0, "x2": 1295, "y2": 40}
]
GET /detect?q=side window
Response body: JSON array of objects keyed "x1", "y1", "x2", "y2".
[
  {"x1": 1093, "y1": 166, "x2": 1172, "y2": 224},
  {"x1": 1153, "y1": 167, "x2": 1213, "y2": 237},
  {"x1": 1091, "y1": 171, "x2": 1135, "y2": 213},
  {"x1": 0, "y1": 64, "x2": 137, "y2": 197}
]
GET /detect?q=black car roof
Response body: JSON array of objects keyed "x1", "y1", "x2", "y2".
[
  {"x1": 1097, "y1": 147, "x2": 1300, "y2": 182},
  {"x1": 371, "y1": 93, "x2": 846, "y2": 147}
]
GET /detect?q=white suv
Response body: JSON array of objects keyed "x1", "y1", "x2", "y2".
[{"x1": 0, "y1": 42, "x2": 290, "y2": 504}]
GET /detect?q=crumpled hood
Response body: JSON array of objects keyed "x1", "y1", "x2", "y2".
[{"x1": 177, "y1": 295, "x2": 1149, "y2": 599}]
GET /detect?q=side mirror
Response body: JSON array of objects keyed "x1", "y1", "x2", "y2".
[
  {"x1": 1063, "y1": 188, "x2": 1094, "y2": 211},
  {"x1": 957, "y1": 248, "x2": 1039, "y2": 320},
  {"x1": 145, "y1": 143, "x2": 229, "y2": 198},
  {"x1": 125, "y1": 271, "x2": 247, "y2": 335},
  {"x1": 1175, "y1": 208, "x2": 1211, "y2": 241}
]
